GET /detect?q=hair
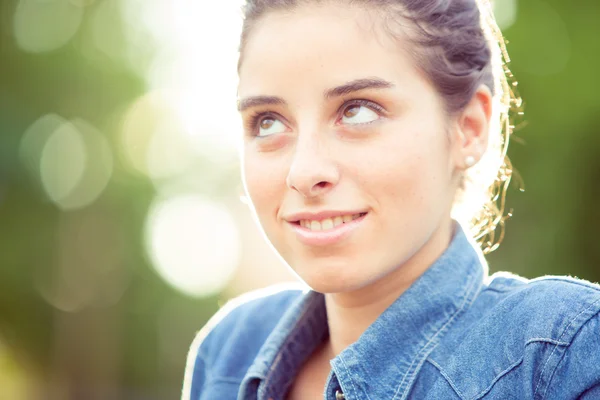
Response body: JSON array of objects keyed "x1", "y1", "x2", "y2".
[{"x1": 238, "y1": 0, "x2": 521, "y2": 254}]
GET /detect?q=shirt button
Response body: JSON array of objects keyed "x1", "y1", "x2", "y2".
[{"x1": 335, "y1": 390, "x2": 345, "y2": 400}]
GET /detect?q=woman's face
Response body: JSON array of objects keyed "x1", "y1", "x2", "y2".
[{"x1": 238, "y1": 3, "x2": 463, "y2": 293}]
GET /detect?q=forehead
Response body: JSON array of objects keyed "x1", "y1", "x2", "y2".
[{"x1": 237, "y1": 3, "x2": 422, "y2": 97}]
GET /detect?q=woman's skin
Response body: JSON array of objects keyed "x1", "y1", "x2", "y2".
[{"x1": 238, "y1": 3, "x2": 492, "y2": 396}]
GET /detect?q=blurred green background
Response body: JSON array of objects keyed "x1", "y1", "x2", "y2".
[{"x1": 0, "y1": 0, "x2": 598, "y2": 399}]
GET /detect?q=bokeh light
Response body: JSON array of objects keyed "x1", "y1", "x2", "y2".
[
  {"x1": 37, "y1": 119, "x2": 113, "y2": 210},
  {"x1": 119, "y1": 90, "x2": 241, "y2": 200},
  {"x1": 145, "y1": 195, "x2": 241, "y2": 298},
  {"x1": 20, "y1": 115, "x2": 113, "y2": 210},
  {"x1": 19, "y1": 113, "x2": 66, "y2": 183},
  {"x1": 39, "y1": 121, "x2": 88, "y2": 206},
  {"x1": 120, "y1": 91, "x2": 169, "y2": 176},
  {"x1": 84, "y1": 0, "x2": 127, "y2": 64},
  {"x1": 120, "y1": 90, "x2": 199, "y2": 181},
  {"x1": 13, "y1": 0, "x2": 84, "y2": 53},
  {"x1": 82, "y1": 0, "x2": 156, "y2": 75},
  {"x1": 145, "y1": 117, "x2": 197, "y2": 181},
  {"x1": 63, "y1": 119, "x2": 113, "y2": 210},
  {"x1": 493, "y1": 0, "x2": 518, "y2": 30}
]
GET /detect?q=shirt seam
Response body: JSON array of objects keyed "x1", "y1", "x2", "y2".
[
  {"x1": 525, "y1": 338, "x2": 569, "y2": 346},
  {"x1": 426, "y1": 321, "x2": 596, "y2": 399},
  {"x1": 426, "y1": 358, "x2": 467, "y2": 400},
  {"x1": 473, "y1": 358, "x2": 524, "y2": 400},
  {"x1": 538, "y1": 306, "x2": 600, "y2": 399},
  {"x1": 481, "y1": 286, "x2": 514, "y2": 294},
  {"x1": 428, "y1": 337, "x2": 569, "y2": 400},
  {"x1": 427, "y1": 357, "x2": 524, "y2": 400},
  {"x1": 533, "y1": 298, "x2": 600, "y2": 398},
  {"x1": 338, "y1": 355, "x2": 368, "y2": 400},
  {"x1": 429, "y1": 320, "x2": 597, "y2": 399},
  {"x1": 428, "y1": 353, "x2": 519, "y2": 400}
]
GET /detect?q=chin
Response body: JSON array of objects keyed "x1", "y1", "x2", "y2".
[{"x1": 290, "y1": 260, "x2": 372, "y2": 294}]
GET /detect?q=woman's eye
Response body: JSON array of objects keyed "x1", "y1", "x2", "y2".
[
  {"x1": 257, "y1": 117, "x2": 286, "y2": 137},
  {"x1": 341, "y1": 105, "x2": 379, "y2": 125}
]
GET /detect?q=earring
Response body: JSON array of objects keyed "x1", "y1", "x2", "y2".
[{"x1": 465, "y1": 156, "x2": 476, "y2": 168}]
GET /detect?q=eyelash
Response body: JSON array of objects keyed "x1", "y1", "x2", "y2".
[
  {"x1": 245, "y1": 99, "x2": 386, "y2": 137},
  {"x1": 245, "y1": 111, "x2": 279, "y2": 136},
  {"x1": 339, "y1": 99, "x2": 385, "y2": 123}
]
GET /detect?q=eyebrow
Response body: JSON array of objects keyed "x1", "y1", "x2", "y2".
[
  {"x1": 324, "y1": 77, "x2": 395, "y2": 99},
  {"x1": 237, "y1": 77, "x2": 394, "y2": 112},
  {"x1": 237, "y1": 96, "x2": 285, "y2": 112}
]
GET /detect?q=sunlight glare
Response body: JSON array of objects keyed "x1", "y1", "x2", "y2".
[{"x1": 145, "y1": 195, "x2": 241, "y2": 297}]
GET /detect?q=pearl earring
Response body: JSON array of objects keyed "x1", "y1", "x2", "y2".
[{"x1": 465, "y1": 156, "x2": 476, "y2": 168}]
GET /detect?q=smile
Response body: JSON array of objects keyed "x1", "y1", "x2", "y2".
[
  {"x1": 298, "y1": 213, "x2": 365, "y2": 231},
  {"x1": 289, "y1": 212, "x2": 368, "y2": 246}
]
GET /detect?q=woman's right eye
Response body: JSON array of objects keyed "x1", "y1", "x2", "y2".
[{"x1": 257, "y1": 117, "x2": 287, "y2": 137}]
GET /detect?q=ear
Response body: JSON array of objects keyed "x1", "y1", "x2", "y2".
[{"x1": 451, "y1": 84, "x2": 493, "y2": 169}]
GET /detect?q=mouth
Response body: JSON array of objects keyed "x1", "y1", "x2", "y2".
[
  {"x1": 292, "y1": 212, "x2": 368, "y2": 231},
  {"x1": 288, "y1": 212, "x2": 368, "y2": 246}
]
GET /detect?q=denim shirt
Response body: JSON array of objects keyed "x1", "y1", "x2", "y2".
[{"x1": 182, "y1": 225, "x2": 600, "y2": 400}]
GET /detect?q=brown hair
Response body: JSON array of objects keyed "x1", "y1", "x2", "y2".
[{"x1": 239, "y1": 0, "x2": 521, "y2": 253}]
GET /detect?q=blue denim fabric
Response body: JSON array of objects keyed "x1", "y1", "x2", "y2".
[{"x1": 182, "y1": 224, "x2": 600, "y2": 400}]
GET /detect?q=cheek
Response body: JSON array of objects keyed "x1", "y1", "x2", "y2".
[
  {"x1": 353, "y1": 130, "x2": 451, "y2": 207},
  {"x1": 243, "y1": 151, "x2": 286, "y2": 217},
  {"x1": 366, "y1": 158, "x2": 424, "y2": 209}
]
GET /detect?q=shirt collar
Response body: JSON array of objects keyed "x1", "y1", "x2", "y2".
[
  {"x1": 330, "y1": 222, "x2": 487, "y2": 400},
  {"x1": 238, "y1": 288, "x2": 327, "y2": 400},
  {"x1": 239, "y1": 222, "x2": 487, "y2": 400}
]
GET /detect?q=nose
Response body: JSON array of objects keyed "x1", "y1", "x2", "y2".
[{"x1": 285, "y1": 133, "x2": 339, "y2": 199}]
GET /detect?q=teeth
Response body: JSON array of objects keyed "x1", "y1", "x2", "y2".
[
  {"x1": 321, "y1": 218, "x2": 334, "y2": 230},
  {"x1": 300, "y1": 213, "x2": 364, "y2": 231},
  {"x1": 310, "y1": 220, "x2": 322, "y2": 231}
]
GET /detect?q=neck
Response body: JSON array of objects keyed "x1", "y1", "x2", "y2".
[{"x1": 323, "y1": 219, "x2": 454, "y2": 356}]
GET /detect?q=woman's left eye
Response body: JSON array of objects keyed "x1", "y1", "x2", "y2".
[{"x1": 340, "y1": 104, "x2": 380, "y2": 125}]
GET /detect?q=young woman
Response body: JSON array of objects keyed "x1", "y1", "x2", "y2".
[{"x1": 183, "y1": 1, "x2": 600, "y2": 399}]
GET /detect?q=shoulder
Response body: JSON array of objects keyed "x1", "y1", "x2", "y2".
[
  {"x1": 182, "y1": 283, "x2": 307, "y2": 398},
  {"x1": 546, "y1": 302, "x2": 600, "y2": 398},
  {"x1": 427, "y1": 273, "x2": 600, "y2": 399},
  {"x1": 198, "y1": 283, "x2": 305, "y2": 351},
  {"x1": 482, "y1": 272, "x2": 600, "y2": 342},
  {"x1": 188, "y1": 282, "x2": 306, "y2": 361},
  {"x1": 486, "y1": 271, "x2": 600, "y2": 297}
]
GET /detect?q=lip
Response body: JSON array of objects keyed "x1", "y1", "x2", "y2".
[{"x1": 287, "y1": 212, "x2": 368, "y2": 247}]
